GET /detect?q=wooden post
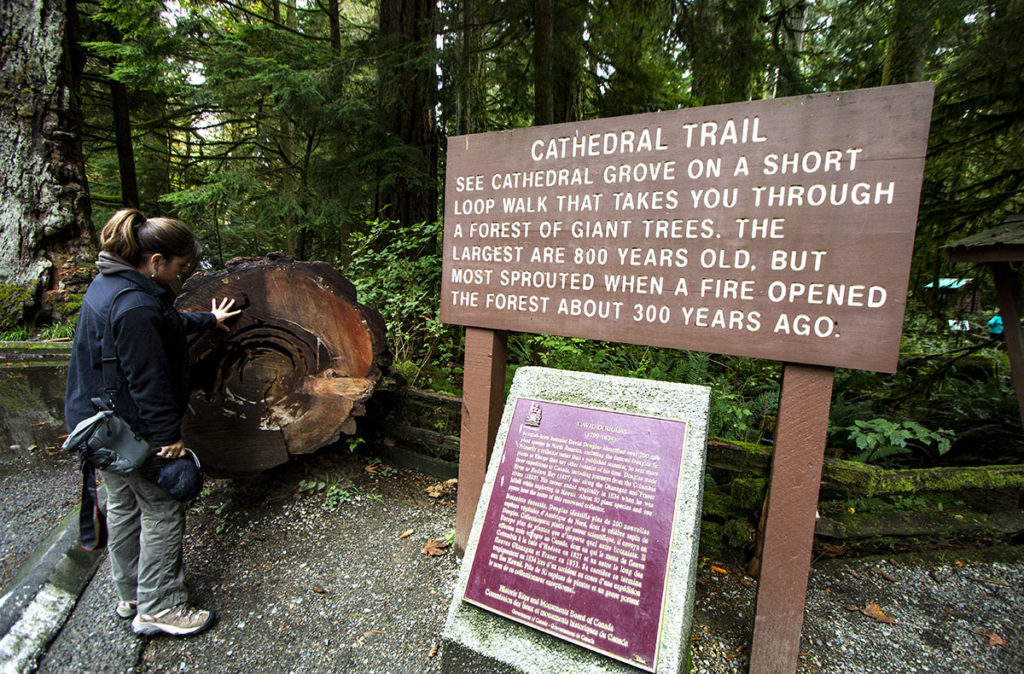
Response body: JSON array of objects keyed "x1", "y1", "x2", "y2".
[
  {"x1": 749, "y1": 363, "x2": 834, "y2": 674},
  {"x1": 455, "y1": 327, "x2": 507, "y2": 555},
  {"x1": 991, "y1": 262, "x2": 1024, "y2": 428}
]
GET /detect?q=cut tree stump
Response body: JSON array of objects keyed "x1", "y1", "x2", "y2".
[{"x1": 175, "y1": 253, "x2": 388, "y2": 475}]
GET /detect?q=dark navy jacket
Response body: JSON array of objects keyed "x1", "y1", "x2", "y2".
[{"x1": 64, "y1": 255, "x2": 216, "y2": 446}]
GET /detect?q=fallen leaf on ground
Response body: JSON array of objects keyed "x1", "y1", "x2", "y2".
[
  {"x1": 955, "y1": 560, "x2": 966, "y2": 568},
  {"x1": 425, "y1": 478, "x2": 458, "y2": 498},
  {"x1": 423, "y1": 538, "x2": 451, "y2": 556},
  {"x1": 873, "y1": 568, "x2": 897, "y2": 582},
  {"x1": 428, "y1": 643, "x2": 439, "y2": 658},
  {"x1": 847, "y1": 601, "x2": 895, "y2": 624},
  {"x1": 970, "y1": 630, "x2": 1006, "y2": 646},
  {"x1": 398, "y1": 529, "x2": 414, "y2": 539},
  {"x1": 311, "y1": 584, "x2": 327, "y2": 594}
]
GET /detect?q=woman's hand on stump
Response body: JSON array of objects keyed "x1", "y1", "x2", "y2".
[{"x1": 211, "y1": 297, "x2": 242, "y2": 331}]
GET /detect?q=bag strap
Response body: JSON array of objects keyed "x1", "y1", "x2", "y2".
[
  {"x1": 77, "y1": 285, "x2": 139, "y2": 550},
  {"x1": 101, "y1": 287, "x2": 142, "y2": 408},
  {"x1": 78, "y1": 460, "x2": 107, "y2": 551}
]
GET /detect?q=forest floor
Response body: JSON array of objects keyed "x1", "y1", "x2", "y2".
[{"x1": 3, "y1": 444, "x2": 1023, "y2": 672}]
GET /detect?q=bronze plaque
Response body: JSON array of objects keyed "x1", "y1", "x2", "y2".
[
  {"x1": 464, "y1": 398, "x2": 688, "y2": 671},
  {"x1": 441, "y1": 83, "x2": 934, "y2": 373}
]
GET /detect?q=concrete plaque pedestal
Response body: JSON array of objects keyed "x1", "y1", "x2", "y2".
[{"x1": 442, "y1": 367, "x2": 710, "y2": 673}]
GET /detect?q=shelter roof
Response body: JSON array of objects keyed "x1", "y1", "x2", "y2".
[{"x1": 946, "y1": 214, "x2": 1024, "y2": 263}]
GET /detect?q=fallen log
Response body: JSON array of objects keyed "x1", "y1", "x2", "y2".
[
  {"x1": 816, "y1": 508, "x2": 1024, "y2": 539},
  {"x1": 707, "y1": 439, "x2": 1024, "y2": 495},
  {"x1": 175, "y1": 253, "x2": 388, "y2": 475}
]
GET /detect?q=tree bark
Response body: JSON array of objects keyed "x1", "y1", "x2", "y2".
[
  {"x1": 685, "y1": 0, "x2": 763, "y2": 105},
  {"x1": 102, "y1": 22, "x2": 139, "y2": 208},
  {"x1": 552, "y1": 0, "x2": 585, "y2": 123},
  {"x1": 882, "y1": 0, "x2": 932, "y2": 85},
  {"x1": 533, "y1": 0, "x2": 554, "y2": 125},
  {"x1": 175, "y1": 254, "x2": 389, "y2": 476},
  {"x1": 378, "y1": 0, "x2": 438, "y2": 228},
  {"x1": 0, "y1": 0, "x2": 93, "y2": 325},
  {"x1": 457, "y1": 0, "x2": 486, "y2": 135},
  {"x1": 327, "y1": 0, "x2": 341, "y2": 53},
  {"x1": 774, "y1": 0, "x2": 808, "y2": 97},
  {"x1": 110, "y1": 76, "x2": 139, "y2": 208}
]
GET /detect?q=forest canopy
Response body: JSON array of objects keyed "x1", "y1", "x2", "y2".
[
  {"x1": 2, "y1": 0, "x2": 1022, "y2": 466},
  {"x1": 73, "y1": 0, "x2": 1022, "y2": 272}
]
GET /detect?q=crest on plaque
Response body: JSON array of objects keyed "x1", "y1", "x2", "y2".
[{"x1": 525, "y1": 402, "x2": 543, "y2": 427}]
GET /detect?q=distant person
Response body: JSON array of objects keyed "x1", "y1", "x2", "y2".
[
  {"x1": 988, "y1": 312, "x2": 1004, "y2": 341},
  {"x1": 64, "y1": 209, "x2": 240, "y2": 637}
]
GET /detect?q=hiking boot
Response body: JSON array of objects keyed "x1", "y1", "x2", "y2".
[
  {"x1": 131, "y1": 604, "x2": 215, "y2": 636},
  {"x1": 116, "y1": 600, "x2": 137, "y2": 619}
]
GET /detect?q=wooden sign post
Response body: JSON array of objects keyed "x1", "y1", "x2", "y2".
[
  {"x1": 455, "y1": 327, "x2": 507, "y2": 553},
  {"x1": 442, "y1": 84, "x2": 935, "y2": 672},
  {"x1": 749, "y1": 363, "x2": 834, "y2": 672}
]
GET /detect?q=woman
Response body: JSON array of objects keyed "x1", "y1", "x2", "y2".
[{"x1": 65, "y1": 208, "x2": 240, "y2": 637}]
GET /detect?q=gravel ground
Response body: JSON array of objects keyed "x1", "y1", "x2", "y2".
[
  {"x1": 0, "y1": 418, "x2": 1019, "y2": 673},
  {"x1": 16, "y1": 448, "x2": 1019, "y2": 673},
  {"x1": 691, "y1": 554, "x2": 1024, "y2": 673},
  {"x1": 0, "y1": 364, "x2": 79, "y2": 590},
  {"x1": 39, "y1": 450, "x2": 461, "y2": 673}
]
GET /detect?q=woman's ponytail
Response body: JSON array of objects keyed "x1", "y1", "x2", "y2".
[
  {"x1": 99, "y1": 208, "x2": 201, "y2": 270},
  {"x1": 99, "y1": 208, "x2": 147, "y2": 264}
]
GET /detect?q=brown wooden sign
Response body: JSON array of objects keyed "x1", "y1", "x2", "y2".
[{"x1": 441, "y1": 83, "x2": 934, "y2": 373}]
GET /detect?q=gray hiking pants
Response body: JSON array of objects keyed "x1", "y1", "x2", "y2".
[{"x1": 100, "y1": 469, "x2": 188, "y2": 615}]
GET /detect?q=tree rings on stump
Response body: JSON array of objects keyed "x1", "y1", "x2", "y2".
[{"x1": 175, "y1": 253, "x2": 388, "y2": 476}]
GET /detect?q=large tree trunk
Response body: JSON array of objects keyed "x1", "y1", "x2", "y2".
[
  {"x1": 551, "y1": 0, "x2": 585, "y2": 123},
  {"x1": 534, "y1": 0, "x2": 585, "y2": 126},
  {"x1": 175, "y1": 254, "x2": 389, "y2": 476},
  {"x1": 110, "y1": 76, "x2": 139, "y2": 208},
  {"x1": 102, "y1": 22, "x2": 139, "y2": 208},
  {"x1": 0, "y1": 0, "x2": 93, "y2": 328},
  {"x1": 882, "y1": 0, "x2": 932, "y2": 85},
  {"x1": 378, "y1": 0, "x2": 438, "y2": 227},
  {"x1": 533, "y1": 0, "x2": 554, "y2": 126},
  {"x1": 684, "y1": 0, "x2": 763, "y2": 105},
  {"x1": 456, "y1": 0, "x2": 486, "y2": 135},
  {"x1": 774, "y1": 0, "x2": 808, "y2": 97}
]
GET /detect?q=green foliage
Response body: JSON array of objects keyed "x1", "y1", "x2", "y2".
[
  {"x1": 845, "y1": 418, "x2": 954, "y2": 464},
  {"x1": 505, "y1": 334, "x2": 781, "y2": 444},
  {"x1": 37, "y1": 319, "x2": 77, "y2": 340},
  {"x1": 0, "y1": 284, "x2": 31, "y2": 333},
  {"x1": 297, "y1": 476, "x2": 359, "y2": 509},
  {"x1": 346, "y1": 219, "x2": 462, "y2": 392},
  {"x1": 708, "y1": 389, "x2": 779, "y2": 445},
  {"x1": 324, "y1": 482, "x2": 354, "y2": 510},
  {"x1": 0, "y1": 326, "x2": 29, "y2": 342},
  {"x1": 62, "y1": 0, "x2": 1023, "y2": 476}
]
